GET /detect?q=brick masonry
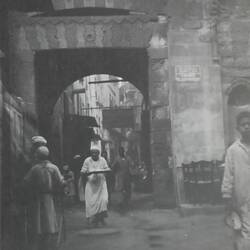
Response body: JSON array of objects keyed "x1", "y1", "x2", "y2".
[{"x1": 11, "y1": 0, "x2": 245, "y2": 207}]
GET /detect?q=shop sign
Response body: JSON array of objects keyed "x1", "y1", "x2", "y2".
[
  {"x1": 103, "y1": 108, "x2": 134, "y2": 128},
  {"x1": 175, "y1": 65, "x2": 201, "y2": 82}
]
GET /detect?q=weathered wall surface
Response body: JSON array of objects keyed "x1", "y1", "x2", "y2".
[
  {"x1": 166, "y1": 0, "x2": 250, "y2": 204},
  {"x1": 166, "y1": 0, "x2": 226, "y2": 204}
]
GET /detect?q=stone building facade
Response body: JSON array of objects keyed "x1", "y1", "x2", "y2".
[
  {"x1": 166, "y1": 0, "x2": 250, "y2": 203},
  {"x1": 7, "y1": 1, "x2": 170, "y2": 207},
  {"x1": 5, "y1": 0, "x2": 250, "y2": 208}
]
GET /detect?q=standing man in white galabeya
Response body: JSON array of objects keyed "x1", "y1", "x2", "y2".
[
  {"x1": 81, "y1": 141, "x2": 110, "y2": 227},
  {"x1": 222, "y1": 111, "x2": 250, "y2": 250}
]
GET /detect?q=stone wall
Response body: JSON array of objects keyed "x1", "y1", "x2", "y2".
[
  {"x1": 217, "y1": 17, "x2": 250, "y2": 80},
  {"x1": 166, "y1": 0, "x2": 225, "y2": 204},
  {"x1": 148, "y1": 47, "x2": 172, "y2": 207}
]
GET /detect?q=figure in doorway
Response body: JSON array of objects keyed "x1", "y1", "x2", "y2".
[
  {"x1": 222, "y1": 111, "x2": 250, "y2": 250},
  {"x1": 70, "y1": 154, "x2": 82, "y2": 202},
  {"x1": 62, "y1": 164, "x2": 75, "y2": 207},
  {"x1": 112, "y1": 146, "x2": 132, "y2": 213}
]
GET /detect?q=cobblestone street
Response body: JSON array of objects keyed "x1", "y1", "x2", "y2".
[{"x1": 61, "y1": 195, "x2": 233, "y2": 250}]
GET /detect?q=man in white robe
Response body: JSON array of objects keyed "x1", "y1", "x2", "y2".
[
  {"x1": 222, "y1": 111, "x2": 250, "y2": 250},
  {"x1": 81, "y1": 144, "x2": 110, "y2": 227}
]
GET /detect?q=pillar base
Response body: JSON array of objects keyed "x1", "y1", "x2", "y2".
[{"x1": 153, "y1": 168, "x2": 176, "y2": 208}]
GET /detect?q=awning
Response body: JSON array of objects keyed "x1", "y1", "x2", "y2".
[{"x1": 64, "y1": 114, "x2": 99, "y2": 128}]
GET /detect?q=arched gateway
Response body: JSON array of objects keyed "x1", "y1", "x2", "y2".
[{"x1": 8, "y1": 10, "x2": 172, "y2": 206}]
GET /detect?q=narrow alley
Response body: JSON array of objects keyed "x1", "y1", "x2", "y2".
[{"x1": 61, "y1": 194, "x2": 232, "y2": 250}]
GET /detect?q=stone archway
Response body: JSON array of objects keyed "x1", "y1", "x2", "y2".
[
  {"x1": 225, "y1": 80, "x2": 250, "y2": 145},
  {"x1": 35, "y1": 48, "x2": 149, "y2": 136},
  {"x1": 8, "y1": 11, "x2": 171, "y2": 206}
]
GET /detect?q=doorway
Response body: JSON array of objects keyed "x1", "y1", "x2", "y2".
[{"x1": 227, "y1": 82, "x2": 250, "y2": 145}]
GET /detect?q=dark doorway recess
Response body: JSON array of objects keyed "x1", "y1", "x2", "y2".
[
  {"x1": 228, "y1": 84, "x2": 250, "y2": 106},
  {"x1": 63, "y1": 115, "x2": 96, "y2": 163},
  {"x1": 35, "y1": 48, "x2": 149, "y2": 139}
]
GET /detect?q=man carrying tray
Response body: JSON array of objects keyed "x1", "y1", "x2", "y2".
[{"x1": 80, "y1": 140, "x2": 111, "y2": 227}]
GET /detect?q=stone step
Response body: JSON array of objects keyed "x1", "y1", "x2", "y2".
[{"x1": 179, "y1": 204, "x2": 224, "y2": 217}]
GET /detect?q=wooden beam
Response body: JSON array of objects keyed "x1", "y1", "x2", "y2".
[{"x1": 88, "y1": 79, "x2": 127, "y2": 84}]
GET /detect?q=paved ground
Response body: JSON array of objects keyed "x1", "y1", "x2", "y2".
[{"x1": 60, "y1": 194, "x2": 234, "y2": 250}]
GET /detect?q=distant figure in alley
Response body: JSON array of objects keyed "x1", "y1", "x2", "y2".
[
  {"x1": 102, "y1": 150, "x2": 114, "y2": 206},
  {"x1": 222, "y1": 111, "x2": 250, "y2": 250},
  {"x1": 23, "y1": 146, "x2": 65, "y2": 250},
  {"x1": 70, "y1": 154, "x2": 82, "y2": 202},
  {"x1": 80, "y1": 142, "x2": 110, "y2": 227},
  {"x1": 62, "y1": 164, "x2": 75, "y2": 206},
  {"x1": 112, "y1": 146, "x2": 132, "y2": 213}
]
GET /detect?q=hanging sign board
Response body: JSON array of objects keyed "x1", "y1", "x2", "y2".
[
  {"x1": 103, "y1": 108, "x2": 134, "y2": 128},
  {"x1": 175, "y1": 65, "x2": 201, "y2": 82}
]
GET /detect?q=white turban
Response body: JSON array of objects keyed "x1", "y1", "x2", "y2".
[
  {"x1": 90, "y1": 140, "x2": 101, "y2": 152},
  {"x1": 73, "y1": 154, "x2": 81, "y2": 159},
  {"x1": 90, "y1": 145, "x2": 100, "y2": 151},
  {"x1": 35, "y1": 146, "x2": 49, "y2": 159},
  {"x1": 31, "y1": 136, "x2": 47, "y2": 146}
]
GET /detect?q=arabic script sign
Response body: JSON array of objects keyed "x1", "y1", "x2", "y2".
[{"x1": 175, "y1": 65, "x2": 201, "y2": 82}]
